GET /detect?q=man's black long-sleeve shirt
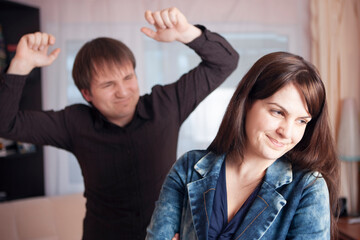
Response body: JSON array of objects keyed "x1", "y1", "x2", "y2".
[{"x1": 0, "y1": 26, "x2": 239, "y2": 240}]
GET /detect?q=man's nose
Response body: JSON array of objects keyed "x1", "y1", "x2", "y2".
[{"x1": 115, "y1": 83, "x2": 127, "y2": 97}]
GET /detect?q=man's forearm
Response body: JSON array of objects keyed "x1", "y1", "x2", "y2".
[{"x1": 0, "y1": 74, "x2": 27, "y2": 135}]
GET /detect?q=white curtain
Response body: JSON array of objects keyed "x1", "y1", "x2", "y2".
[
  {"x1": 311, "y1": 0, "x2": 360, "y2": 215},
  {"x1": 12, "y1": 0, "x2": 311, "y2": 196}
]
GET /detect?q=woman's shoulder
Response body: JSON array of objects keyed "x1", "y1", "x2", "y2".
[
  {"x1": 270, "y1": 157, "x2": 329, "y2": 199},
  {"x1": 171, "y1": 149, "x2": 223, "y2": 177},
  {"x1": 177, "y1": 149, "x2": 210, "y2": 161},
  {"x1": 293, "y1": 168, "x2": 326, "y2": 185},
  {"x1": 174, "y1": 149, "x2": 210, "y2": 169},
  {"x1": 284, "y1": 170, "x2": 331, "y2": 239},
  {"x1": 291, "y1": 168, "x2": 329, "y2": 198},
  {"x1": 275, "y1": 157, "x2": 328, "y2": 190}
]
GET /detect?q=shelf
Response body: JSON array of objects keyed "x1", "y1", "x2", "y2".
[{"x1": 0, "y1": 0, "x2": 44, "y2": 201}]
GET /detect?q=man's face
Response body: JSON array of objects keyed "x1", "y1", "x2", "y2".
[{"x1": 81, "y1": 63, "x2": 140, "y2": 127}]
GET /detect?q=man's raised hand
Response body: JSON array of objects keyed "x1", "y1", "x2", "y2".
[
  {"x1": 7, "y1": 32, "x2": 60, "y2": 75},
  {"x1": 141, "y1": 7, "x2": 201, "y2": 44}
]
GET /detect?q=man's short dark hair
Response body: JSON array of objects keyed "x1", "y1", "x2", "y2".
[{"x1": 72, "y1": 37, "x2": 136, "y2": 92}]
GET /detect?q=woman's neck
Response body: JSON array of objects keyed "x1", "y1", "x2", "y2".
[{"x1": 226, "y1": 151, "x2": 271, "y2": 181}]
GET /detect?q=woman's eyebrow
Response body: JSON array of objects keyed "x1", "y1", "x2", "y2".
[{"x1": 267, "y1": 102, "x2": 312, "y2": 119}]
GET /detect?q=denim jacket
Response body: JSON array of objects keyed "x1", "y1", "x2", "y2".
[{"x1": 146, "y1": 150, "x2": 330, "y2": 240}]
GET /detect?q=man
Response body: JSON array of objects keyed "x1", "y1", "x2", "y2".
[{"x1": 0, "y1": 7, "x2": 239, "y2": 240}]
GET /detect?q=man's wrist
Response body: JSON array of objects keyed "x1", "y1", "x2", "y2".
[
  {"x1": 178, "y1": 25, "x2": 202, "y2": 44},
  {"x1": 7, "y1": 58, "x2": 32, "y2": 75}
]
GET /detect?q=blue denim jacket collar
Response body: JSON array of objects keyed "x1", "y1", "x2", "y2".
[{"x1": 189, "y1": 152, "x2": 292, "y2": 240}]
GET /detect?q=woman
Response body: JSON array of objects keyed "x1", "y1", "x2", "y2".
[{"x1": 146, "y1": 52, "x2": 339, "y2": 240}]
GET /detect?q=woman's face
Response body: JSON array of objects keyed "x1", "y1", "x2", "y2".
[{"x1": 244, "y1": 83, "x2": 312, "y2": 162}]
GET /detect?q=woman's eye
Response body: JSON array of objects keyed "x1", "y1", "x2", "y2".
[
  {"x1": 298, "y1": 119, "x2": 309, "y2": 125},
  {"x1": 271, "y1": 110, "x2": 283, "y2": 116}
]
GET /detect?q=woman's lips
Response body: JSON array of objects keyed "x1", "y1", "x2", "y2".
[{"x1": 267, "y1": 135, "x2": 286, "y2": 148}]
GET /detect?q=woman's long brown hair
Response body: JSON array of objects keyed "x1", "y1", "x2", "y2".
[{"x1": 208, "y1": 52, "x2": 340, "y2": 239}]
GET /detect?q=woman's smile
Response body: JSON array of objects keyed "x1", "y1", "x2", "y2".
[{"x1": 266, "y1": 134, "x2": 287, "y2": 148}]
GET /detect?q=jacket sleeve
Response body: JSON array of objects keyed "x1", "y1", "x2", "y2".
[
  {"x1": 153, "y1": 25, "x2": 239, "y2": 124},
  {"x1": 146, "y1": 152, "x2": 191, "y2": 240},
  {"x1": 0, "y1": 74, "x2": 72, "y2": 150},
  {"x1": 287, "y1": 173, "x2": 331, "y2": 239}
]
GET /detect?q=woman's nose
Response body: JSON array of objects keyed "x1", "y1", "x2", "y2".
[{"x1": 276, "y1": 120, "x2": 293, "y2": 139}]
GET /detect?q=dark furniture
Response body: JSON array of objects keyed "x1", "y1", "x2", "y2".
[
  {"x1": 0, "y1": 0, "x2": 44, "y2": 201},
  {"x1": 338, "y1": 217, "x2": 360, "y2": 240}
]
